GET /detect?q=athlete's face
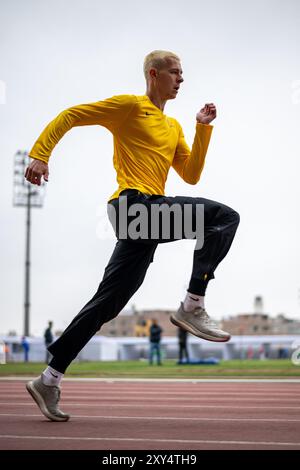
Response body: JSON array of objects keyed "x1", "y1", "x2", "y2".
[{"x1": 151, "y1": 58, "x2": 184, "y2": 100}]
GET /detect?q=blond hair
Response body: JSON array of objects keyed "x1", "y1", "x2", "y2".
[{"x1": 143, "y1": 50, "x2": 180, "y2": 80}]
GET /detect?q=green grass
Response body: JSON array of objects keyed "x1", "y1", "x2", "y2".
[{"x1": 0, "y1": 359, "x2": 299, "y2": 378}]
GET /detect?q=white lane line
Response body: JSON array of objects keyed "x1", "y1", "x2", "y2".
[
  {"x1": 16, "y1": 393, "x2": 299, "y2": 403},
  {"x1": 1, "y1": 402, "x2": 300, "y2": 410},
  {"x1": 1, "y1": 412, "x2": 300, "y2": 423},
  {"x1": 1, "y1": 393, "x2": 299, "y2": 400},
  {"x1": 1, "y1": 377, "x2": 300, "y2": 383},
  {"x1": 0, "y1": 396, "x2": 299, "y2": 409},
  {"x1": 1, "y1": 389, "x2": 299, "y2": 396},
  {"x1": 1, "y1": 390, "x2": 298, "y2": 397},
  {"x1": 0, "y1": 434, "x2": 299, "y2": 447},
  {"x1": 0, "y1": 393, "x2": 299, "y2": 401},
  {"x1": 1, "y1": 384, "x2": 300, "y2": 392}
]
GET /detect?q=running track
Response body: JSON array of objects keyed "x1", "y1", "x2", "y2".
[{"x1": 0, "y1": 378, "x2": 300, "y2": 450}]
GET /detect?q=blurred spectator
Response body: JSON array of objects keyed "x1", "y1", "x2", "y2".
[
  {"x1": 259, "y1": 344, "x2": 266, "y2": 360},
  {"x1": 178, "y1": 327, "x2": 189, "y2": 363},
  {"x1": 0, "y1": 341, "x2": 6, "y2": 364},
  {"x1": 21, "y1": 336, "x2": 30, "y2": 362},
  {"x1": 278, "y1": 346, "x2": 288, "y2": 359},
  {"x1": 4, "y1": 343, "x2": 10, "y2": 362},
  {"x1": 149, "y1": 319, "x2": 162, "y2": 365},
  {"x1": 247, "y1": 345, "x2": 254, "y2": 360}
]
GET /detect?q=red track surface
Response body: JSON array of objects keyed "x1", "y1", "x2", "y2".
[{"x1": 0, "y1": 379, "x2": 300, "y2": 450}]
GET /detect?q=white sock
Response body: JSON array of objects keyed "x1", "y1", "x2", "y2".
[
  {"x1": 183, "y1": 292, "x2": 205, "y2": 312},
  {"x1": 41, "y1": 366, "x2": 64, "y2": 386}
]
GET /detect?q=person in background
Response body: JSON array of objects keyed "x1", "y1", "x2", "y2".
[
  {"x1": 44, "y1": 321, "x2": 54, "y2": 364},
  {"x1": 259, "y1": 344, "x2": 266, "y2": 360},
  {"x1": 21, "y1": 336, "x2": 30, "y2": 362},
  {"x1": 178, "y1": 327, "x2": 189, "y2": 363},
  {"x1": 149, "y1": 319, "x2": 163, "y2": 365}
]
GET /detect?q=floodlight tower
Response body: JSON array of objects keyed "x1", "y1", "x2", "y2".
[{"x1": 13, "y1": 151, "x2": 46, "y2": 336}]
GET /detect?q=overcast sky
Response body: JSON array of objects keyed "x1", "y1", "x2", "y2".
[{"x1": 1, "y1": 0, "x2": 300, "y2": 336}]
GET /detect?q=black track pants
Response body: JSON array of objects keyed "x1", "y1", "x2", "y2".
[{"x1": 49, "y1": 191, "x2": 239, "y2": 373}]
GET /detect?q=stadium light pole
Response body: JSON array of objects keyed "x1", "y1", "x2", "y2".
[{"x1": 13, "y1": 150, "x2": 46, "y2": 336}]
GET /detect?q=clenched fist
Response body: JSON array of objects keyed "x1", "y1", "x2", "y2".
[
  {"x1": 196, "y1": 103, "x2": 217, "y2": 125},
  {"x1": 25, "y1": 159, "x2": 49, "y2": 186}
]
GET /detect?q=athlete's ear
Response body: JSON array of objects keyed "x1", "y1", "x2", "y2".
[{"x1": 149, "y1": 68, "x2": 158, "y2": 79}]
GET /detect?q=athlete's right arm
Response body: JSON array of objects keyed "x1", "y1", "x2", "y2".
[{"x1": 25, "y1": 95, "x2": 135, "y2": 185}]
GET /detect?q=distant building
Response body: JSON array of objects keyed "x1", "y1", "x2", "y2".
[
  {"x1": 100, "y1": 313, "x2": 137, "y2": 337},
  {"x1": 99, "y1": 309, "x2": 178, "y2": 337},
  {"x1": 221, "y1": 313, "x2": 300, "y2": 335},
  {"x1": 221, "y1": 296, "x2": 300, "y2": 335}
]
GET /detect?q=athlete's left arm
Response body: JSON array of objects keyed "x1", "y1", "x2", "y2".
[{"x1": 172, "y1": 103, "x2": 216, "y2": 185}]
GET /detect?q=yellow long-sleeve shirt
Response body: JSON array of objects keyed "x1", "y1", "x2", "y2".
[{"x1": 29, "y1": 94, "x2": 213, "y2": 200}]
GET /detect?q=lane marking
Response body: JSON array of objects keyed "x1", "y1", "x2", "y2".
[
  {"x1": 0, "y1": 434, "x2": 300, "y2": 447},
  {"x1": 1, "y1": 390, "x2": 299, "y2": 396},
  {"x1": 1, "y1": 412, "x2": 300, "y2": 423},
  {"x1": 1, "y1": 377, "x2": 300, "y2": 383},
  {"x1": 1, "y1": 402, "x2": 300, "y2": 410}
]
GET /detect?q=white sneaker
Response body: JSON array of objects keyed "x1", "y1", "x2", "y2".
[
  {"x1": 26, "y1": 376, "x2": 70, "y2": 422},
  {"x1": 170, "y1": 303, "x2": 231, "y2": 342}
]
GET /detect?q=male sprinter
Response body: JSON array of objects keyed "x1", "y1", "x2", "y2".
[{"x1": 25, "y1": 50, "x2": 240, "y2": 421}]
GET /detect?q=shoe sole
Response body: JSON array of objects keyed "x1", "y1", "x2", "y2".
[
  {"x1": 26, "y1": 381, "x2": 70, "y2": 422},
  {"x1": 170, "y1": 315, "x2": 231, "y2": 343}
]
